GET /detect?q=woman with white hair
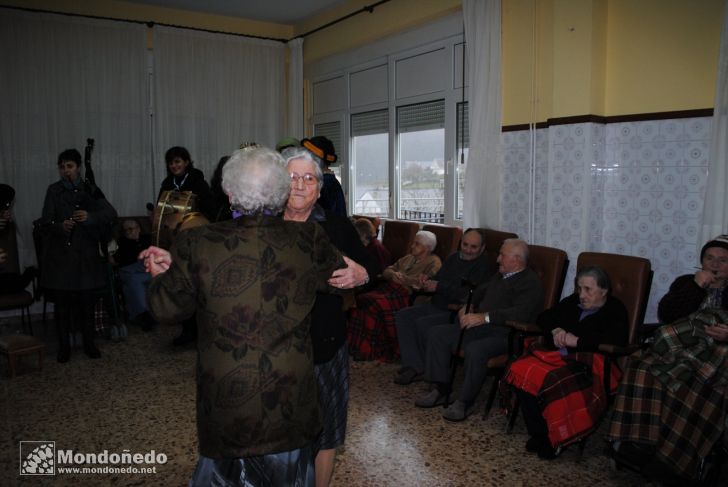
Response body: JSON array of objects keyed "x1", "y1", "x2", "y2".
[
  {"x1": 348, "y1": 230, "x2": 442, "y2": 362},
  {"x1": 142, "y1": 147, "x2": 366, "y2": 486},
  {"x1": 282, "y1": 145, "x2": 377, "y2": 487}
]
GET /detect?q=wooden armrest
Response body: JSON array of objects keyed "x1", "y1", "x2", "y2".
[
  {"x1": 505, "y1": 320, "x2": 541, "y2": 334},
  {"x1": 598, "y1": 343, "x2": 641, "y2": 355},
  {"x1": 447, "y1": 302, "x2": 462, "y2": 311}
]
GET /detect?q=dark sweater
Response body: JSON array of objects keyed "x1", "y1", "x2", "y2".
[
  {"x1": 657, "y1": 274, "x2": 728, "y2": 324},
  {"x1": 431, "y1": 252, "x2": 493, "y2": 309},
  {"x1": 537, "y1": 294, "x2": 629, "y2": 352}
]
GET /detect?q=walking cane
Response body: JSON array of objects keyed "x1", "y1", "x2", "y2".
[{"x1": 444, "y1": 279, "x2": 477, "y2": 408}]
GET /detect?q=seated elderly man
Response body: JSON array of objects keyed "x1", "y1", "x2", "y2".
[
  {"x1": 113, "y1": 219, "x2": 154, "y2": 330},
  {"x1": 415, "y1": 238, "x2": 544, "y2": 422},
  {"x1": 394, "y1": 228, "x2": 493, "y2": 385},
  {"x1": 142, "y1": 147, "x2": 366, "y2": 486}
]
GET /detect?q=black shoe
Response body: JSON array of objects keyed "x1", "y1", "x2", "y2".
[
  {"x1": 172, "y1": 332, "x2": 196, "y2": 346},
  {"x1": 537, "y1": 443, "x2": 557, "y2": 460},
  {"x1": 526, "y1": 436, "x2": 546, "y2": 453},
  {"x1": 83, "y1": 343, "x2": 101, "y2": 359},
  {"x1": 394, "y1": 368, "x2": 424, "y2": 385},
  {"x1": 57, "y1": 347, "x2": 70, "y2": 363},
  {"x1": 135, "y1": 311, "x2": 155, "y2": 331}
]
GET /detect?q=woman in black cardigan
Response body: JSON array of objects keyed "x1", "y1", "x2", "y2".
[{"x1": 503, "y1": 266, "x2": 628, "y2": 459}]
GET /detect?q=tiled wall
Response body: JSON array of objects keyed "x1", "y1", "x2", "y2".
[{"x1": 500, "y1": 117, "x2": 711, "y2": 322}]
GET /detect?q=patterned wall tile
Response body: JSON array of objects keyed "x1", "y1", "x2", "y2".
[{"x1": 499, "y1": 117, "x2": 711, "y2": 322}]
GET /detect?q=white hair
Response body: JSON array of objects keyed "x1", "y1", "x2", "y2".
[
  {"x1": 415, "y1": 230, "x2": 437, "y2": 252},
  {"x1": 221, "y1": 147, "x2": 290, "y2": 214},
  {"x1": 281, "y1": 146, "x2": 324, "y2": 190}
]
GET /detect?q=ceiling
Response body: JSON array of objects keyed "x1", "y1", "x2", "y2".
[{"x1": 123, "y1": 0, "x2": 350, "y2": 25}]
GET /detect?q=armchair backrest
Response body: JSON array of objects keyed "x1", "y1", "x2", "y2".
[
  {"x1": 528, "y1": 245, "x2": 569, "y2": 310},
  {"x1": 422, "y1": 223, "x2": 463, "y2": 263},
  {"x1": 382, "y1": 220, "x2": 420, "y2": 263},
  {"x1": 352, "y1": 214, "x2": 382, "y2": 239},
  {"x1": 577, "y1": 252, "x2": 652, "y2": 345},
  {"x1": 0, "y1": 220, "x2": 20, "y2": 275},
  {"x1": 481, "y1": 229, "x2": 518, "y2": 270}
]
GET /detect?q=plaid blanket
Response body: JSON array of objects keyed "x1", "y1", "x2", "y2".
[
  {"x1": 504, "y1": 342, "x2": 621, "y2": 448},
  {"x1": 347, "y1": 282, "x2": 410, "y2": 362},
  {"x1": 607, "y1": 308, "x2": 728, "y2": 480}
]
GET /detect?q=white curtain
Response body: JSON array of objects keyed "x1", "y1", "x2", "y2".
[
  {"x1": 287, "y1": 38, "x2": 304, "y2": 139},
  {"x1": 0, "y1": 9, "x2": 149, "y2": 267},
  {"x1": 462, "y1": 0, "x2": 502, "y2": 229},
  {"x1": 152, "y1": 26, "x2": 287, "y2": 192},
  {"x1": 700, "y1": 0, "x2": 728, "y2": 245}
]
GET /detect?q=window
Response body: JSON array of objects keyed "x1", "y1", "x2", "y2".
[
  {"x1": 351, "y1": 109, "x2": 389, "y2": 217},
  {"x1": 397, "y1": 100, "x2": 445, "y2": 223},
  {"x1": 456, "y1": 102, "x2": 469, "y2": 220}
]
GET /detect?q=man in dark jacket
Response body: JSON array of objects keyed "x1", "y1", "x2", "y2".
[
  {"x1": 415, "y1": 238, "x2": 544, "y2": 422},
  {"x1": 394, "y1": 228, "x2": 493, "y2": 385}
]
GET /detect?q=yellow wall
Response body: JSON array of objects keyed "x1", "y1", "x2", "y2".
[
  {"x1": 295, "y1": 0, "x2": 461, "y2": 64},
  {"x1": 3, "y1": 0, "x2": 724, "y2": 123},
  {"x1": 605, "y1": 0, "x2": 722, "y2": 116},
  {"x1": 501, "y1": 0, "x2": 722, "y2": 124}
]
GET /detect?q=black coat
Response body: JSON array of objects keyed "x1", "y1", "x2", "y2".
[
  {"x1": 40, "y1": 179, "x2": 117, "y2": 291},
  {"x1": 308, "y1": 205, "x2": 379, "y2": 363}
]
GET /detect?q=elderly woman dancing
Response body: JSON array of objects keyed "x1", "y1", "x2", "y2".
[
  {"x1": 502, "y1": 266, "x2": 628, "y2": 459},
  {"x1": 282, "y1": 146, "x2": 377, "y2": 487},
  {"x1": 348, "y1": 230, "x2": 442, "y2": 362},
  {"x1": 142, "y1": 147, "x2": 366, "y2": 486},
  {"x1": 606, "y1": 235, "x2": 728, "y2": 483}
]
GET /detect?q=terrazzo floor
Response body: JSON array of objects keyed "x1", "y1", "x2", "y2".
[{"x1": 0, "y1": 319, "x2": 691, "y2": 486}]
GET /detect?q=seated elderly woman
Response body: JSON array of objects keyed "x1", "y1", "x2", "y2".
[
  {"x1": 502, "y1": 266, "x2": 628, "y2": 460},
  {"x1": 348, "y1": 230, "x2": 442, "y2": 362},
  {"x1": 607, "y1": 235, "x2": 728, "y2": 483}
]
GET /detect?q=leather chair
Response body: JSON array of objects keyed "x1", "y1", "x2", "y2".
[
  {"x1": 352, "y1": 214, "x2": 382, "y2": 239},
  {"x1": 482, "y1": 229, "x2": 518, "y2": 269},
  {"x1": 422, "y1": 223, "x2": 463, "y2": 263},
  {"x1": 382, "y1": 220, "x2": 420, "y2": 263}
]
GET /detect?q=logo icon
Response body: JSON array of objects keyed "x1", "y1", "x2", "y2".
[{"x1": 19, "y1": 441, "x2": 55, "y2": 475}]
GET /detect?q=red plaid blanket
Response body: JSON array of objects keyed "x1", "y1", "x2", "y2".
[
  {"x1": 347, "y1": 282, "x2": 410, "y2": 362},
  {"x1": 504, "y1": 344, "x2": 621, "y2": 448}
]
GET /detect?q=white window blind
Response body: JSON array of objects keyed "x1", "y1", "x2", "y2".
[
  {"x1": 397, "y1": 99, "x2": 445, "y2": 133},
  {"x1": 351, "y1": 109, "x2": 388, "y2": 137}
]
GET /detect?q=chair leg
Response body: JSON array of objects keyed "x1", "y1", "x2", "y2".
[
  {"x1": 506, "y1": 396, "x2": 520, "y2": 433},
  {"x1": 483, "y1": 372, "x2": 502, "y2": 419}
]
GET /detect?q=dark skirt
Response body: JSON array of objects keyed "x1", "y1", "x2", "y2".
[
  {"x1": 190, "y1": 444, "x2": 315, "y2": 487},
  {"x1": 314, "y1": 344, "x2": 350, "y2": 451}
]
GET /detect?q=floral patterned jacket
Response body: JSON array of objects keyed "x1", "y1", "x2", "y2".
[{"x1": 148, "y1": 215, "x2": 343, "y2": 459}]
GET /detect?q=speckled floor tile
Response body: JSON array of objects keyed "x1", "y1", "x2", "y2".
[{"x1": 0, "y1": 321, "x2": 718, "y2": 486}]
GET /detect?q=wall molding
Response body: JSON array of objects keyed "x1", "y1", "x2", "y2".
[{"x1": 502, "y1": 108, "x2": 714, "y2": 132}]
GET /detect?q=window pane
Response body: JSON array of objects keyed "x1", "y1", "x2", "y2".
[
  {"x1": 398, "y1": 128, "x2": 445, "y2": 223},
  {"x1": 352, "y1": 133, "x2": 389, "y2": 216}
]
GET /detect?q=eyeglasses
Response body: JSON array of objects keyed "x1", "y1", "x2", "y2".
[{"x1": 290, "y1": 172, "x2": 318, "y2": 186}]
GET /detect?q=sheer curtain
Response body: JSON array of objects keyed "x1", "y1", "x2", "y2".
[
  {"x1": 462, "y1": 0, "x2": 502, "y2": 229},
  {"x1": 700, "y1": 0, "x2": 728, "y2": 245},
  {"x1": 152, "y1": 26, "x2": 287, "y2": 191},
  {"x1": 287, "y1": 38, "x2": 304, "y2": 139},
  {"x1": 0, "y1": 9, "x2": 149, "y2": 266}
]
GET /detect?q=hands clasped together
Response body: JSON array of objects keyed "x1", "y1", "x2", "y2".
[{"x1": 138, "y1": 246, "x2": 368, "y2": 290}]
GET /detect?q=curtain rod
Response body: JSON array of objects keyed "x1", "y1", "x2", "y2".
[
  {"x1": 0, "y1": 5, "x2": 288, "y2": 43},
  {"x1": 295, "y1": 0, "x2": 391, "y2": 39}
]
